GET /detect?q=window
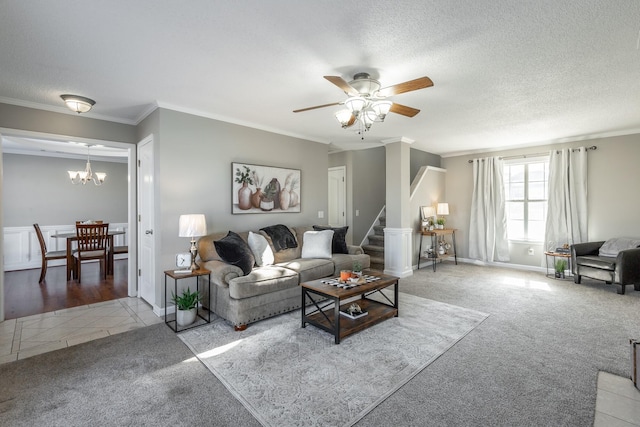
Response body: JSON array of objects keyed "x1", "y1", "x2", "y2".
[{"x1": 503, "y1": 158, "x2": 549, "y2": 242}]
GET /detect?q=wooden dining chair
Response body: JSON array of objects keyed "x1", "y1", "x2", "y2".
[
  {"x1": 73, "y1": 223, "x2": 110, "y2": 283},
  {"x1": 34, "y1": 223, "x2": 67, "y2": 284}
]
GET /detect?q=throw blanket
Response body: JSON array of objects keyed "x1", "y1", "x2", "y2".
[
  {"x1": 599, "y1": 237, "x2": 640, "y2": 257},
  {"x1": 260, "y1": 224, "x2": 297, "y2": 252}
]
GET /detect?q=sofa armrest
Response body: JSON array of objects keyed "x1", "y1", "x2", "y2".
[
  {"x1": 347, "y1": 245, "x2": 364, "y2": 255},
  {"x1": 571, "y1": 241, "x2": 605, "y2": 274},
  {"x1": 616, "y1": 248, "x2": 640, "y2": 285},
  {"x1": 200, "y1": 259, "x2": 242, "y2": 287}
]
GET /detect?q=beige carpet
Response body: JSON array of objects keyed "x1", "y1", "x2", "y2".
[{"x1": 179, "y1": 292, "x2": 489, "y2": 427}]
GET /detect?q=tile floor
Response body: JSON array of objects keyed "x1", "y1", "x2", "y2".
[
  {"x1": 595, "y1": 371, "x2": 640, "y2": 426},
  {"x1": 0, "y1": 297, "x2": 163, "y2": 364},
  {"x1": 0, "y1": 298, "x2": 638, "y2": 425}
]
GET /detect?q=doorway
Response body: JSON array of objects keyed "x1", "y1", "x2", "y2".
[{"x1": 0, "y1": 129, "x2": 137, "y2": 321}]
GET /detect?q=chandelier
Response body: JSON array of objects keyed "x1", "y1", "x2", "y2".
[{"x1": 67, "y1": 145, "x2": 106, "y2": 186}]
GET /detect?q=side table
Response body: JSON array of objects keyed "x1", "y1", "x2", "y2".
[
  {"x1": 544, "y1": 252, "x2": 572, "y2": 279},
  {"x1": 164, "y1": 268, "x2": 211, "y2": 332},
  {"x1": 418, "y1": 228, "x2": 458, "y2": 271}
]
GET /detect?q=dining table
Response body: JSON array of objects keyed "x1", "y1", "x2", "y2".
[{"x1": 51, "y1": 229, "x2": 126, "y2": 280}]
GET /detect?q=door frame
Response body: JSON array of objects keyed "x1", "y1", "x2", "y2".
[
  {"x1": 136, "y1": 134, "x2": 156, "y2": 309},
  {"x1": 0, "y1": 127, "x2": 138, "y2": 323}
]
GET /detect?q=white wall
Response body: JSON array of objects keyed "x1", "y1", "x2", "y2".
[{"x1": 441, "y1": 134, "x2": 640, "y2": 266}]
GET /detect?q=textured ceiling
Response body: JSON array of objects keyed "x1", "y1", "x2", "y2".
[{"x1": 1, "y1": 1, "x2": 639, "y2": 156}]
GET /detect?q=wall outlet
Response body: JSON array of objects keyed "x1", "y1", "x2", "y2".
[
  {"x1": 318, "y1": 211, "x2": 324, "y2": 219},
  {"x1": 528, "y1": 247, "x2": 535, "y2": 256},
  {"x1": 355, "y1": 209, "x2": 360, "y2": 217}
]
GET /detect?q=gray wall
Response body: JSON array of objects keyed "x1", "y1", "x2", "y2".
[
  {"x1": 142, "y1": 108, "x2": 330, "y2": 306},
  {"x1": 441, "y1": 134, "x2": 640, "y2": 266},
  {"x1": 410, "y1": 148, "x2": 441, "y2": 181},
  {"x1": 0, "y1": 104, "x2": 137, "y2": 143},
  {"x1": 329, "y1": 146, "x2": 442, "y2": 244},
  {"x1": 2, "y1": 153, "x2": 128, "y2": 226}
]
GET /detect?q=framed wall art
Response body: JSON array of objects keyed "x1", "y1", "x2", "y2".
[{"x1": 232, "y1": 162, "x2": 301, "y2": 214}]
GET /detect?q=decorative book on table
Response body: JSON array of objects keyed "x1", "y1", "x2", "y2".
[{"x1": 340, "y1": 307, "x2": 368, "y2": 320}]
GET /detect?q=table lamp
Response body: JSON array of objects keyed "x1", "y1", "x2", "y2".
[
  {"x1": 436, "y1": 203, "x2": 449, "y2": 228},
  {"x1": 179, "y1": 214, "x2": 207, "y2": 270}
]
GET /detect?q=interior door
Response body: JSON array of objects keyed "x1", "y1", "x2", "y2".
[
  {"x1": 138, "y1": 136, "x2": 155, "y2": 306},
  {"x1": 328, "y1": 166, "x2": 346, "y2": 227}
]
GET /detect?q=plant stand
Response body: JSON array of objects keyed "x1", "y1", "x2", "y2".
[
  {"x1": 164, "y1": 268, "x2": 211, "y2": 332},
  {"x1": 544, "y1": 252, "x2": 573, "y2": 280}
]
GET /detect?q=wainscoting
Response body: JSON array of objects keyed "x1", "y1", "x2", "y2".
[{"x1": 3, "y1": 223, "x2": 129, "y2": 272}]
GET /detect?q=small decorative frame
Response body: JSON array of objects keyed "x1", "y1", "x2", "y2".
[{"x1": 232, "y1": 162, "x2": 301, "y2": 214}]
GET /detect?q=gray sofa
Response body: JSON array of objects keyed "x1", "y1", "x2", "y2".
[
  {"x1": 571, "y1": 238, "x2": 640, "y2": 294},
  {"x1": 197, "y1": 225, "x2": 370, "y2": 330}
]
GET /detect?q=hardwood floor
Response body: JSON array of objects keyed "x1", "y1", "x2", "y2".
[{"x1": 3, "y1": 261, "x2": 129, "y2": 320}]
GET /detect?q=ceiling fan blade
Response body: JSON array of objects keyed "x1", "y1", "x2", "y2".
[
  {"x1": 378, "y1": 76, "x2": 434, "y2": 97},
  {"x1": 293, "y1": 102, "x2": 341, "y2": 113},
  {"x1": 324, "y1": 76, "x2": 359, "y2": 96},
  {"x1": 390, "y1": 102, "x2": 420, "y2": 117}
]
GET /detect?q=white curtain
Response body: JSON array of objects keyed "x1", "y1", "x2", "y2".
[
  {"x1": 469, "y1": 157, "x2": 510, "y2": 262},
  {"x1": 544, "y1": 147, "x2": 588, "y2": 248}
]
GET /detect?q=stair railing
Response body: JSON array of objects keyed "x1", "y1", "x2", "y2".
[{"x1": 360, "y1": 205, "x2": 386, "y2": 247}]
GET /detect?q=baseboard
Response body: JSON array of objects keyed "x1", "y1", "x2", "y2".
[{"x1": 413, "y1": 258, "x2": 546, "y2": 274}]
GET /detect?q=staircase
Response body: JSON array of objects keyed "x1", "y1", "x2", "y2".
[{"x1": 362, "y1": 211, "x2": 385, "y2": 268}]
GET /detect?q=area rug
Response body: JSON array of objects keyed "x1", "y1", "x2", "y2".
[{"x1": 178, "y1": 293, "x2": 489, "y2": 427}]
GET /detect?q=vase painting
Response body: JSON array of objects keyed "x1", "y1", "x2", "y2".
[{"x1": 232, "y1": 163, "x2": 301, "y2": 214}]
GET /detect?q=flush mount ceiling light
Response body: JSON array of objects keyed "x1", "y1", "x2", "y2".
[
  {"x1": 294, "y1": 72, "x2": 433, "y2": 139},
  {"x1": 60, "y1": 94, "x2": 96, "y2": 114}
]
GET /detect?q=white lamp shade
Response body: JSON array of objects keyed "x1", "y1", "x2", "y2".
[
  {"x1": 436, "y1": 203, "x2": 449, "y2": 215},
  {"x1": 179, "y1": 214, "x2": 207, "y2": 237},
  {"x1": 334, "y1": 109, "x2": 353, "y2": 126},
  {"x1": 344, "y1": 96, "x2": 366, "y2": 114},
  {"x1": 371, "y1": 100, "x2": 392, "y2": 119}
]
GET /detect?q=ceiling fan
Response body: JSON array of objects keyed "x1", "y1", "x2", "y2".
[{"x1": 293, "y1": 72, "x2": 434, "y2": 135}]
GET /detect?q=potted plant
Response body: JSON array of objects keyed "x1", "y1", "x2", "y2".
[
  {"x1": 555, "y1": 259, "x2": 567, "y2": 279},
  {"x1": 436, "y1": 218, "x2": 446, "y2": 229},
  {"x1": 352, "y1": 260, "x2": 363, "y2": 277},
  {"x1": 171, "y1": 287, "x2": 201, "y2": 326}
]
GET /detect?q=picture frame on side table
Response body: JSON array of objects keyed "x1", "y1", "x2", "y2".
[{"x1": 232, "y1": 162, "x2": 301, "y2": 214}]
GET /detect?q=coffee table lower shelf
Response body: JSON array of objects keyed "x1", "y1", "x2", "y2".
[
  {"x1": 301, "y1": 270, "x2": 399, "y2": 344},
  {"x1": 304, "y1": 299, "x2": 398, "y2": 343}
]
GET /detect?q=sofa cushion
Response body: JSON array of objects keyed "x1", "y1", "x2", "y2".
[
  {"x1": 259, "y1": 224, "x2": 298, "y2": 251},
  {"x1": 247, "y1": 231, "x2": 274, "y2": 267},
  {"x1": 259, "y1": 225, "x2": 301, "y2": 263},
  {"x1": 278, "y1": 258, "x2": 335, "y2": 283},
  {"x1": 599, "y1": 237, "x2": 640, "y2": 257},
  {"x1": 214, "y1": 231, "x2": 255, "y2": 275},
  {"x1": 228, "y1": 265, "x2": 299, "y2": 299},
  {"x1": 575, "y1": 255, "x2": 616, "y2": 271},
  {"x1": 313, "y1": 225, "x2": 349, "y2": 254},
  {"x1": 301, "y1": 230, "x2": 334, "y2": 259}
]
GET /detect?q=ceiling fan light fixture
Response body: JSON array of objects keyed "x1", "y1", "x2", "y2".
[
  {"x1": 371, "y1": 100, "x2": 393, "y2": 121},
  {"x1": 335, "y1": 109, "x2": 354, "y2": 128},
  {"x1": 344, "y1": 96, "x2": 366, "y2": 115},
  {"x1": 60, "y1": 94, "x2": 96, "y2": 114}
]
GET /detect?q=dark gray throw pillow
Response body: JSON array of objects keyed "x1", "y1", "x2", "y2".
[
  {"x1": 313, "y1": 225, "x2": 349, "y2": 254},
  {"x1": 214, "y1": 231, "x2": 255, "y2": 275}
]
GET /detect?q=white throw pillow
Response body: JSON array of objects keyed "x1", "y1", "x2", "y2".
[
  {"x1": 301, "y1": 230, "x2": 334, "y2": 259},
  {"x1": 248, "y1": 231, "x2": 274, "y2": 266}
]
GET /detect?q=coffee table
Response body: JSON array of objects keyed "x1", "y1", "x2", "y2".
[{"x1": 301, "y1": 269, "x2": 399, "y2": 344}]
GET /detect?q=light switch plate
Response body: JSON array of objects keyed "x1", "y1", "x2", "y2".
[{"x1": 318, "y1": 211, "x2": 324, "y2": 218}]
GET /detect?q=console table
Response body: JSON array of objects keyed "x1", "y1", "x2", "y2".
[{"x1": 418, "y1": 228, "x2": 457, "y2": 271}]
